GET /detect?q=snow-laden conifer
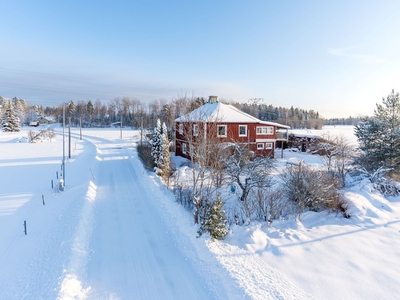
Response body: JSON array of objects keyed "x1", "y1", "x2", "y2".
[
  {"x1": 156, "y1": 122, "x2": 170, "y2": 178},
  {"x1": 151, "y1": 119, "x2": 162, "y2": 167},
  {"x1": 197, "y1": 194, "x2": 228, "y2": 241},
  {"x1": 355, "y1": 90, "x2": 400, "y2": 171},
  {"x1": 2, "y1": 98, "x2": 20, "y2": 132},
  {"x1": 12, "y1": 97, "x2": 27, "y2": 126}
]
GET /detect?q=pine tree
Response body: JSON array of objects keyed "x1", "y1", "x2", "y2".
[
  {"x1": 151, "y1": 119, "x2": 162, "y2": 168},
  {"x1": 355, "y1": 90, "x2": 400, "y2": 171},
  {"x1": 198, "y1": 195, "x2": 229, "y2": 241},
  {"x1": 2, "y1": 99, "x2": 20, "y2": 132}
]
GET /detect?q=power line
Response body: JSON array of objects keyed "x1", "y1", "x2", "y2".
[{"x1": 248, "y1": 98, "x2": 263, "y2": 105}]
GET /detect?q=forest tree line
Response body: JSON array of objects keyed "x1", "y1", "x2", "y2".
[{"x1": 1, "y1": 93, "x2": 361, "y2": 132}]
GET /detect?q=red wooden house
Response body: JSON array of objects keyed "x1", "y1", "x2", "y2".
[{"x1": 174, "y1": 97, "x2": 289, "y2": 159}]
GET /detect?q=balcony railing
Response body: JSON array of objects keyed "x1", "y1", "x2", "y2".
[{"x1": 276, "y1": 132, "x2": 288, "y2": 140}]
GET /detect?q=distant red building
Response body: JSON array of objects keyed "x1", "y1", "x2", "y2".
[{"x1": 174, "y1": 97, "x2": 289, "y2": 159}]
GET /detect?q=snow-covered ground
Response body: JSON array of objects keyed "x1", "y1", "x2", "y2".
[
  {"x1": 0, "y1": 125, "x2": 399, "y2": 299},
  {"x1": 289, "y1": 125, "x2": 359, "y2": 146}
]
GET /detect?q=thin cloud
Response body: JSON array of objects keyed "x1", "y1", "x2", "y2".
[{"x1": 328, "y1": 47, "x2": 384, "y2": 63}]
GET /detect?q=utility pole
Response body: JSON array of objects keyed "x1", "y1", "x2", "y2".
[
  {"x1": 62, "y1": 104, "x2": 66, "y2": 187},
  {"x1": 120, "y1": 116, "x2": 122, "y2": 139},
  {"x1": 140, "y1": 117, "x2": 143, "y2": 146},
  {"x1": 68, "y1": 117, "x2": 71, "y2": 159},
  {"x1": 80, "y1": 116, "x2": 82, "y2": 140}
]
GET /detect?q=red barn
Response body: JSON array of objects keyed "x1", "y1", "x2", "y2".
[{"x1": 175, "y1": 97, "x2": 289, "y2": 159}]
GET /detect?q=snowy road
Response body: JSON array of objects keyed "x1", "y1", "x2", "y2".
[
  {"x1": 0, "y1": 129, "x2": 313, "y2": 300},
  {"x1": 84, "y1": 138, "x2": 214, "y2": 299}
]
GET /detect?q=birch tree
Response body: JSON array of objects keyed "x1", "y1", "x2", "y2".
[{"x1": 178, "y1": 104, "x2": 225, "y2": 224}]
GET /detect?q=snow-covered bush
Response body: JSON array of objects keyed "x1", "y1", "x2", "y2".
[
  {"x1": 229, "y1": 187, "x2": 287, "y2": 226},
  {"x1": 137, "y1": 142, "x2": 154, "y2": 171},
  {"x1": 28, "y1": 129, "x2": 47, "y2": 143},
  {"x1": 253, "y1": 187, "x2": 287, "y2": 225},
  {"x1": 364, "y1": 166, "x2": 400, "y2": 196},
  {"x1": 172, "y1": 184, "x2": 194, "y2": 210},
  {"x1": 280, "y1": 162, "x2": 348, "y2": 218},
  {"x1": 47, "y1": 129, "x2": 56, "y2": 142}
]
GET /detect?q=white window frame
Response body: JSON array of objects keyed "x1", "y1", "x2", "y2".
[
  {"x1": 182, "y1": 143, "x2": 187, "y2": 154},
  {"x1": 179, "y1": 123, "x2": 183, "y2": 135},
  {"x1": 265, "y1": 142, "x2": 273, "y2": 149},
  {"x1": 193, "y1": 124, "x2": 198, "y2": 136},
  {"x1": 257, "y1": 143, "x2": 264, "y2": 150},
  {"x1": 217, "y1": 125, "x2": 227, "y2": 137},
  {"x1": 239, "y1": 125, "x2": 247, "y2": 137},
  {"x1": 256, "y1": 126, "x2": 274, "y2": 135}
]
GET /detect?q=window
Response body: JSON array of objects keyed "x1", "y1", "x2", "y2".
[
  {"x1": 239, "y1": 125, "x2": 247, "y2": 136},
  {"x1": 182, "y1": 143, "x2": 187, "y2": 154},
  {"x1": 256, "y1": 126, "x2": 273, "y2": 135},
  {"x1": 179, "y1": 124, "x2": 183, "y2": 135},
  {"x1": 217, "y1": 125, "x2": 227, "y2": 137},
  {"x1": 265, "y1": 142, "x2": 273, "y2": 149},
  {"x1": 193, "y1": 124, "x2": 198, "y2": 136},
  {"x1": 189, "y1": 144, "x2": 194, "y2": 156},
  {"x1": 257, "y1": 143, "x2": 264, "y2": 150}
]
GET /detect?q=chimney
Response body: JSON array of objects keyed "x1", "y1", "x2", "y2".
[{"x1": 208, "y1": 95, "x2": 218, "y2": 103}]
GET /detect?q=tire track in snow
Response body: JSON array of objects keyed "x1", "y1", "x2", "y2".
[
  {"x1": 57, "y1": 181, "x2": 97, "y2": 300},
  {"x1": 84, "y1": 140, "x2": 213, "y2": 299}
]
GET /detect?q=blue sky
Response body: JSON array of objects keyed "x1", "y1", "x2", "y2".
[{"x1": 0, "y1": 0, "x2": 399, "y2": 118}]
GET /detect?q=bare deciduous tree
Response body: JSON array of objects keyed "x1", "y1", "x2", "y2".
[
  {"x1": 319, "y1": 133, "x2": 354, "y2": 187},
  {"x1": 225, "y1": 143, "x2": 274, "y2": 203},
  {"x1": 177, "y1": 101, "x2": 226, "y2": 224}
]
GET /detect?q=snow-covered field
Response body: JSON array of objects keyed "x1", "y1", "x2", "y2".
[{"x1": 0, "y1": 125, "x2": 399, "y2": 299}]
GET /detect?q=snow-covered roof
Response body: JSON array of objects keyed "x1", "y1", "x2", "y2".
[
  {"x1": 288, "y1": 129, "x2": 321, "y2": 139},
  {"x1": 175, "y1": 102, "x2": 290, "y2": 128}
]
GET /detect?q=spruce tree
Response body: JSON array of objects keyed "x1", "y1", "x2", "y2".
[
  {"x1": 12, "y1": 97, "x2": 26, "y2": 126},
  {"x1": 198, "y1": 195, "x2": 229, "y2": 241},
  {"x1": 156, "y1": 122, "x2": 170, "y2": 178},
  {"x1": 151, "y1": 119, "x2": 162, "y2": 168},
  {"x1": 2, "y1": 99, "x2": 20, "y2": 132}
]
